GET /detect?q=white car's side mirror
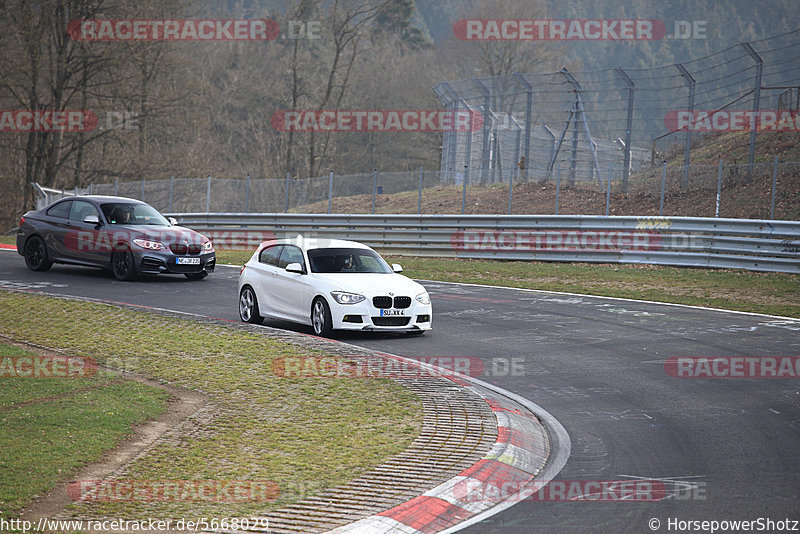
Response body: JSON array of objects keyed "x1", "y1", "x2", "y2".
[
  {"x1": 286, "y1": 262, "x2": 304, "y2": 274},
  {"x1": 391, "y1": 263, "x2": 403, "y2": 273},
  {"x1": 168, "y1": 217, "x2": 178, "y2": 226}
]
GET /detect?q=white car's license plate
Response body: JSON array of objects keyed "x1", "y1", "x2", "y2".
[
  {"x1": 176, "y1": 257, "x2": 201, "y2": 265},
  {"x1": 380, "y1": 309, "x2": 405, "y2": 316}
]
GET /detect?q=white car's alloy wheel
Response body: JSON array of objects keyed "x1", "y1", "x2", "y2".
[{"x1": 239, "y1": 287, "x2": 260, "y2": 324}]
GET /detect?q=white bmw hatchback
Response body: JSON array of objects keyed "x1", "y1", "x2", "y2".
[{"x1": 238, "y1": 237, "x2": 432, "y2": 337}]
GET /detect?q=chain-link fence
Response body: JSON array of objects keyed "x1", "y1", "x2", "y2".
[
  {"x1": 35, "y1": 158, "x2": 800, "y2": 220},
  {"x1": 434, "y1": 31, "x2": 800, "y2": 193}
]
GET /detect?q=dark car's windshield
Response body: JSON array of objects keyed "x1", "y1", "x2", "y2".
[
  {"x1": 308, "y1": 248, "x2": 392, "y2": 274},
  {"x1": 101, "y1": 203, "x2": 170, "y2": 226}
]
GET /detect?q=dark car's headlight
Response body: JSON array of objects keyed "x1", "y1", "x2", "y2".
[
  {"x1": 415, "y1": 292, "x2": 430, "y2": 305},
  {"x1": 132, "y1": 238, "x2": 165, "y2": 251},
  {"x1": 331, "y1": 291, "x2": 366, "y2": 305},
  {"x1": 203, "y1": 240, "x2": 214, "y2": 252}
]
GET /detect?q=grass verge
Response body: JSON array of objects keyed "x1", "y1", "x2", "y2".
[
  {"x1": 215, "y1": 249, "x2": 799, "y2": 317},
  {"x1": 0, "y1": 291, "x2": 421, "y2": 521},
  {"x1": 0, "y1": 343, "x2": 170, "y2": 521}
]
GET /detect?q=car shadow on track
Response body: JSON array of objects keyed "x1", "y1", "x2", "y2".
[{"x1": 259, "y1": 317, "x2": 429, "y2": 342}]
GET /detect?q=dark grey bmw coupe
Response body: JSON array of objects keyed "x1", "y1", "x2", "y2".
[{"x1": 17, "y1": 196, "x2": 215, "y2": 281}]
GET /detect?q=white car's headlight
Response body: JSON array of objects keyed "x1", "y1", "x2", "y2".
[
  {"x1": 415, "y1": 292, "x2": 430, "y2": 305},
  {"x1": 331, "y1": 291, "x2": 366, "y2": 305},
  {"x1": 132, "y1": 238, "x2": 165, "y2": 251}
]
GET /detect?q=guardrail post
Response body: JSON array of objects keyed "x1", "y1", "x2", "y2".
[
  {"x1": 371, "y1": 168, "x2": 377, "y2": 214},
  {"x1": 605, "y1": 166, "x2": 612, "y2": 216},
  {"x1": 89, "y1": 182, "x2": 93, "y2": 195},
  {"x1": 461, "y1": 165, "x2": 468, "y2": 214},
  {"x1": 327, "y1": 170, "x2": 334, "y2": 214},
  {"x1": 555, "y1": 162, "x2": 561, "y2": 215},
  {"x1": 659, "y1": 161, "x2": 666, "y2": 216},
  {"x1": 418, "y1": 166, "x2": 423, "y2": 214},
  {"x1": 114, "y1": 178, "x2": 118, "y2": 196},
  {"x1": 285, "y1": 172, "x2": 291, "y2": 213},
  {"x1": 206, "y1": 174, "x2": 211, "y2": 213},
  {"x1": 715, "y1": 158, "x2": 723, "y2": 217},
  {"x1": 770, "y1": 155, "x2": 779, "y2": 219},
  {"x1": 169, "y1": 176, "x2": 174, "y2": 212}
]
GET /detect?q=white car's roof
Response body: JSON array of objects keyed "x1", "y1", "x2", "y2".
[{"x1": 259, "y1": 236, "x2": 372, "y2": 252}]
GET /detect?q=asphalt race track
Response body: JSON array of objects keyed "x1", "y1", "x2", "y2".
[{"x1": 1, "y1": 251, "x2": 799, "y2": 534}]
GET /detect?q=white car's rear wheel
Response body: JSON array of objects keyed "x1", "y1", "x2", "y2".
[{"x1": 239, "y1": 286, "x2": 262, "y2": 324}]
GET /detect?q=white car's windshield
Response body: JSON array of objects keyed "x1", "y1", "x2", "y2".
[{"x1": 308, "y1": 248, "x2": 392, "y2": 274}]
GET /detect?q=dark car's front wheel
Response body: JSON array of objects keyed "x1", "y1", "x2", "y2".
[
  {"x1": 111, "y1": 250, "x2": 137, "y2": 281},
  {"x1": 311, "y1": 298, "x2": 333, "y2": 337},
  {"x1": 24, "y1": 236, "x2": 52, "y2": 272},
  {"x1": 239, "y1": 286, "x2": 262, "y2": 324}
]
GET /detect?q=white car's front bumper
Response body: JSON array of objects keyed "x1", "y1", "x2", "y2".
[{"x1": 329, "y1": 296, "x2": 432, "y2": 332}]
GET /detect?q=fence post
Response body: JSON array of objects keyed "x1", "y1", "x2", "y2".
[
  {"x1": 169, "y1": 176, "x2": 174, "y2": 212},
  {"x1": 206, "y1": 174, "x2": 211, "y2": 213},
  {"x1": 715, "y1": 158, "x2": 723, "y2": 217},
  {"x1": 605, "y1": 166, "x2": 612, "y2": 216},
  {"x1": 508, "y1": 168, "x2": 514, "y2": 215},
  {"x1": 462, "y1": 165, "x2": 468, "y2": 214},
  {"x1": 371, "y1": 168, "x2": 377, "y2": 214},
  {"x1": 141, "y1": 178, "x2": 145, "y2": 201},
  {"x1": 555, "y1": 162, "x2": 561, "y2": 215},
  {"x1": 770, "y1": 155, "x2": 779, "y2": 219},
  {"x1": 616, "y1": 68, "x2": 635, "y2": 193},
  {"x1": 89, "y1": 182, "x2": 93, "y2": 195},
  {"x1": 472, "y1": 77, "x2": 491, "y2": 185},
  {"x1": 659, "y1": 161, "x2": 666, "y2": 216},
  {"x1": 114, "y1": 178, "x2": 118, "y2": 196},
  {"x1": 514, "y1": 72, "x2": 533, "y2": 183},
  {"x1": 285, "y1": 172, "x2": 291, "y2": 213},
  {"x1": 245, "y1": 173, "x2": 250, "y2": 213},
  {"x1": 675, "y1": 63, "x2": 696, "y2": 189},
  {"x1": 327, "y1": 170, "x2": 334, "y2": 214},
  {"x1": 742, "y1": 43, "x2": 763, "y2": 175},
  {"x1": 418, "y1": 166, "x2": 424, "y2": 215}
]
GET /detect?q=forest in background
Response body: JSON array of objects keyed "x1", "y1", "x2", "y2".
[{"x1": 1, "y1": 0, "x2": 797, "y2": 230}]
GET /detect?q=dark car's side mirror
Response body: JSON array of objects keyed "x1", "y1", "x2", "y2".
[
  {"x1": 286, "y1": 262, "x2": 305, "y2": 274},
  {"x1": 83, "y1": 214, "x2": 101, "y2": 225},
  {"x1": 168, "y1": 217, "x2": 178, "y2": 226}
]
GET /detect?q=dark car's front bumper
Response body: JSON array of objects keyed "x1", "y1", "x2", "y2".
[{"x1": 136, "y1": 251, "x2": 216, "y2": 275}]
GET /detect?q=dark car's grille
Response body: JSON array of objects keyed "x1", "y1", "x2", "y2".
[
  {"x1": 372, "y1": 316, "x2": 411, "y2": 327},
  {"x1": 373, "y1": 296, "x2": 392, "y2": 308},
  {"x1": 373, "y1": 296, "x2": 411, "y2": 309},
  {"x1": 170, "y1": 243, "x2": 202, "y2": 255},
  {"x1": 393, "y1": 296, "x2": 411, "y2": 309}
]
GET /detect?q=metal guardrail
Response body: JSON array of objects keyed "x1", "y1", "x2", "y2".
[{"x1": 167, "y1": 213, "x2": 800, "y2": 274}]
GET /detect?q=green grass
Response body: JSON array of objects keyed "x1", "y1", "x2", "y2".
[
  {"x1": 0, "y1": 235, "x2": 15, "y2": 246},
  {"x1": 216, "y1": 250, "x2": 799, "y2": 318},
  {"x1": 0, "y1": 343, "x2": 170, "y2": 522},
  {"x1": 0, "y1": 291, "x2": 421, "y2": 521}
]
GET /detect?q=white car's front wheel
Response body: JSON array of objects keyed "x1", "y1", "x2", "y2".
[{"x1": 312, "y1": 298, "x2": 333, "y2": 337}]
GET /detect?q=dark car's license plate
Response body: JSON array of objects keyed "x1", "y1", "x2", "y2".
[{"x1": 176, "y1": 257, "x2": 201, "y2": 265}]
